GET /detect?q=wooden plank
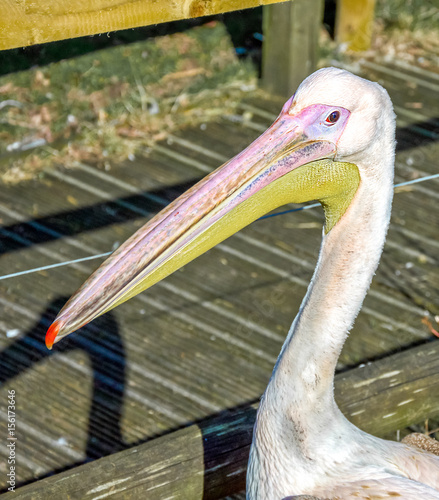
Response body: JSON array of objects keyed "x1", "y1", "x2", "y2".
[
  {"x1": 0, "y1": 145, "x2": 435, "y2": 489},
  {"x1": 262, "y1": 0, "x2": 324, "y2": 96},
  {"x1": 7, "y1": 340, "x2": 439, "y2": 499},
  {"x1": 0, "y1": 0, "x2": 281, "y2": 51},
  {"x1": 0, "y1": 60, "x2": 437, "y2": 492},
  {"x1": 335, "y1": 0, "x2": 376, "y2": 51}
]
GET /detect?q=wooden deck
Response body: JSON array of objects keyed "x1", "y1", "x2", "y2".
[{"x1": 0, "y1": 56, "x2": 438, "y2": 497}]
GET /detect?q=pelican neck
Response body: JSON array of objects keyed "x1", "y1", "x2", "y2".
[{"x1": 268, "y1": 171, "x2": 394, "y2": 420}]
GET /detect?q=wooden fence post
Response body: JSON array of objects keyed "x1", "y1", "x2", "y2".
[
  {"x1": 335, "y1": 0, "x2": 377, "y2": 51},
  {"x1": 262, "y1": 0, "x2": 324, "y2": 97}
]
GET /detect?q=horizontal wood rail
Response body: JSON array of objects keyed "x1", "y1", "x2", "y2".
[
  {"x1": 8, "y1": 341, "x2": 439, "y2": 499},
  {"x1": 0, "y1": 0, "x2": 281, "y2": 51}
]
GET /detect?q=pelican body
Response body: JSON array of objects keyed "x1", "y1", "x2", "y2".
[{"x1": 46, "y1": 68, "x2": 439, "y2": 498}]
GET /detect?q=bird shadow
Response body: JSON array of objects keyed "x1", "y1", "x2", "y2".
[
  {"x1": 0, "y1": 295, "x2": 266, "y2": 497},
  {"x1": 0, "y1": 296, "x2": 128, "y2": 491}
]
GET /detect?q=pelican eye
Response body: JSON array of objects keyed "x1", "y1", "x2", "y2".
[{"x1": 325, "y1": 110, "x2": 340, "y2": 124}]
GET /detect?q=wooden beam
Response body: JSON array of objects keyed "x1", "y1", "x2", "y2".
[
  {"x1": 9, "y1": 341, "x2": 439, "y2": 499},
  {"x1": 262, "y1": 0, "x2": 324, "y2": 97},
  {"x1": 0, "y1": 0, "x2": 281, "y2": 51},
  {"x1": 335, "y1": 0, "x2": 377, "y2": 51}
]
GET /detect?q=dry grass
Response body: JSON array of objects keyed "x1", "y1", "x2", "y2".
[
  {"x1": 369, "y1": 18, "x2": 439, "y2": 72},
  {"x1": 320, "y1": 0, "x2": 439, "y2": 73},
  {"x1": 0, "y1": 22, "x2": 256, "y2": 184}
]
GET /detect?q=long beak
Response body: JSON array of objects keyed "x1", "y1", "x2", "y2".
[{"x1": 46, "y1": 100, "x2": 359, "y2": 348}]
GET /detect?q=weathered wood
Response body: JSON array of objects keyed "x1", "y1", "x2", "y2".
[
  {"x1": 262, "y1": 0, "x2": 324, "y2": 96},
  {"x1": 8, "y1": 341, "x2": 439, "y2": 499},
  {"x1": 335, "y1": 0, "x2": 377, "y2": 51},
  {"x1": 0, "y1": 0, "x2": 281, "y2": 50},
  {"x1": 0, "y1": 52, "x2": 437, "y2": 493}
]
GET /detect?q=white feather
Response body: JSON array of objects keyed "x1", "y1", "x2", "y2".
[{"x1": 246, "y1": 68, "x2": 439, "y2": 500}]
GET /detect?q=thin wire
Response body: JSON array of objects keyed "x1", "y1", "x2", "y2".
[
  {"x1": 1, "y1": 172, "x2": 438, "y2": 281},
  {"x1": 258, "y1": 203, "x2": 320, "y2": 220},
  {"x1": 0, "y1": 252, "x2": 112, "y2": 281},
  {"x1": 394, "y1": 173, "x2": 439, "y2": 187},
  {"x1": 258, "y1": 173, "x2": 439, "y2": 220}
]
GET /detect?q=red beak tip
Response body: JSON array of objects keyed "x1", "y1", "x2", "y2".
[{"x1": 46, "y1": 321, "x2": 60, "y2": 350}]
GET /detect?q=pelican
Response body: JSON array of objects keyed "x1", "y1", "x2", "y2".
[{"x1": 46, "y1": 68, "x2": 439, "y2": 499}]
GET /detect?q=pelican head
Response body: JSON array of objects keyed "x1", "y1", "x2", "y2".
[{"x1": 46, "y1": 67, "x2": 394, "y2": 347}]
